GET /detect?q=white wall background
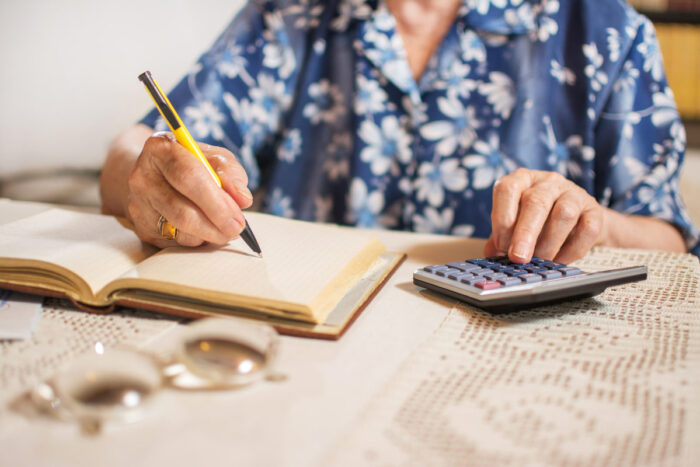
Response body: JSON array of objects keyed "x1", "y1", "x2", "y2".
[{"x1": 0, "y1": 0, "x2": 244, "y2": 176}]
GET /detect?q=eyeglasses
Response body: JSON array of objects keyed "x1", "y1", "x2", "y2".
[{"x1": 30, "y1": 318, "x2": 281, "y2": 434}]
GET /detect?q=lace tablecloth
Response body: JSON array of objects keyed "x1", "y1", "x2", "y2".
[
  {"x1": 1, "y1": 246, "x2": 699, "y2": 467},
  {"x1": 328, "y1": 248, "x2": 700, "y2": 466},
  {"x1": 0, "y1": 300, "x2": 181, "y2": 408}
]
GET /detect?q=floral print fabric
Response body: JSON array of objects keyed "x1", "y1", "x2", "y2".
[{"x1": 141, "y1": 0, "x2": 700, "y2": 257}]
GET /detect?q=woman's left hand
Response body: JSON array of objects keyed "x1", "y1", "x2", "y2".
[{"x1": 484, "y1": 168, "x2": 605, "y2": 264}]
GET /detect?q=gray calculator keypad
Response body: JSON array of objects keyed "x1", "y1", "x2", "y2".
[{"x1": 422, "y1": 256, "x2": 581, "y2": 290}]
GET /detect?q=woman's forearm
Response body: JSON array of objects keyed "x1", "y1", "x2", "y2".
[
  {"x1": 601, "y1": 207, "x2": 686, "y2": 253},
  {"x1": 99, "y1": 124, "x2": 153, "y2": 217}
]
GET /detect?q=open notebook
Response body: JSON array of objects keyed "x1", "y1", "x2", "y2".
[{"x1": 0, "y1": 200, "x2": 403, "y2": 339}]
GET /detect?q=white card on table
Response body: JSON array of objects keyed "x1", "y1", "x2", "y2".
[{"x1": 0, "y1": 290, "x2": 42, "y2": 340}]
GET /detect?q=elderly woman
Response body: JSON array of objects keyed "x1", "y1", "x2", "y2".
[{"x1": 100, "y1": 0, "x2": 699, "y2": 263}]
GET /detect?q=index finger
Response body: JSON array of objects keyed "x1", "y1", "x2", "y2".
[
  {"x1": 490, "y1": 169, "x2": 533, "y2": 255},
  {"x1": 509, "y1": 182, "x2": 565, "y2": 262},
  {"x1": 200, "y1": 145, "x2": 254, "y2": 209}
]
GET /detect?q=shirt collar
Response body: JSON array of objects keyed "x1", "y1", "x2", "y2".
[
  {"x1": 355, "y1": 0, "x2": 543, "y2": 100},
  {"x1": 457, "y1": 0, "x2": 540, "y2": 36},
  {"x1": 351, "y1": 0, "x2": 540, "y2": 35}
]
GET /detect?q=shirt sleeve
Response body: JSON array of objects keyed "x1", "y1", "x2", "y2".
[
  {"x1": 592, "y1": 15, "x2": 700, "y2": 257},
  {"x1": 139, "y1": 0, "x2": 302, "y2": 190}
]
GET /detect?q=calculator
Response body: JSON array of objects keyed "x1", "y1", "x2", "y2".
[{"x1": 413, "y1": 256, "x2": 647, "y2": 312}]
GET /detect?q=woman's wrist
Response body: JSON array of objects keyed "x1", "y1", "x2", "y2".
[
  {"x1": 99, "y1": 125, "x2": 152, "y2": 217},
  {"x1": 598, "y1": 207, "x2": 685, "y2": 252},
  {"x1": 598, "y1": 207, "x2": 617, "y2": 248}
]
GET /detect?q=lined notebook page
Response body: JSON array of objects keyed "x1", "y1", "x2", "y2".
[
  {"x1": 0, "y1": 209, "x2": 154, "y2": 296},
  {"x1": 125, "y1": 212, "x2": 384, "y2": 311}
]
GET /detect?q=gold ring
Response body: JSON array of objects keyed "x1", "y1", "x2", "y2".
[{"x1": 157, "y1": 215, "x2": 177, "y2": 241}]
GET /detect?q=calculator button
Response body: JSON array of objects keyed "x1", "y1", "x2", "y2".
[
  {"x1": 498, "y1": 277, "x2": 523, "y2": 287},
  {"x1": 484, "y1": 273, "x2": 508, "y2": 281},
  {"x1": 455, "y1": 273, "x2": 475, "y2": 280},
  {"x1": 460, "y1": 276, "x2": 483, "y2": 285},
  {"x1": 469, "y1": 267, "x2": 489, "y2": 275},
  {"x1": 525, "y1": 267, "x2": 547, "y2": 273},
  {"x1": 549, "y1": 263, "x2": 567, "y2": 269},
  {"x1": 519, "y1": 273, "x2": 543, "y2": 283},
  {"x1": 558, "y1": 267, "x2": 581, "y2": 276},
  {"x1": 467, "y1": 258, "x2": 488, "y2": 265},
  {"x1": 475, "y1": 280, "x2": 501, "y2": 290},
  {"x1": 446, "y1": 262, "x2": 482, "y2": 272},
  {"x1": 447, "y1": 271, "x2": 475, "y2": 281},
  {"x1": 506, "y1": 270, "x2": 528, "y2": 277},
  {"x1": 486, "y1": 256, "x2": 508, "y2": 262},
  {"x1": 538, "y1": 270, "x2": 563, "y2": 280},
  {"x1": 424, "y1": 265, "x2": 448, "y2": 273},
  {"x1": 436, "y1": 268, "x2": 461, "y2": 277}
]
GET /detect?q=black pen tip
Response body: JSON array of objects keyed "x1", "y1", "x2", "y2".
[{"x1": 239, "y1": 219, "x2": 262, "y2": 257}]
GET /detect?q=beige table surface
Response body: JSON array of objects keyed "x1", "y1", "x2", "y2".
[{"x1": 0, "y1": 206, "x2": 699, "y2": 467}]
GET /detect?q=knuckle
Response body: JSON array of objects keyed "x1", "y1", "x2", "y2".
[
  {"x1": 553, "y1": 202, "x2": 579, "y2": 224},
  {"x1": 207, "y1": 153, "x2": 228, "y2": 169},
  {"x1": 513, "y1": 167, "x2": 530, "y2": 178},
  {"x1": 521, "y1": 189, "x2": 551, "y2": 212},
  {"x1": 492, "y1": 177, "x2": 508, "y2": 194},
  {"x1": 545, "y1": 171, "x2": 564, "y2": 184},
  {"x1": 168, "y1": 158, "x2": 199, "y2": 184},
  {"x1": 169, "y1": 204, "x2": 198, "y2": 232},
  {"x1": 491, "y1": 208, "x2": 515, "y2": 230},
  {"x1": 127, "y1": 169, "x2": 147, "y2": 194},
  {"x1": 494, "y1": 177, "x2": 520, "y2": 199},
  {"x1": 492, "y1": 179, "x2": 506, "y2": 197},
  {"x1": 581, "y1": 216, "x2": 602, "y2": 238},
  {"x1": 585, "y1": 191, "x2": 598, "y2": 205},
  {"x1": 142, "y1": 135, "x2": 167, "y2": 155}
]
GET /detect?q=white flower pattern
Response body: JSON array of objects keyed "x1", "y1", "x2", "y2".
[
  {"x1": 358, "y1": 115, "x2": 411, "y2": 175},
  {"x1": 137, "y1": 0, "x2": 698, "y2": 256}
]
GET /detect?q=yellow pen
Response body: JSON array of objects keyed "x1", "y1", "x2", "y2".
[{"x1": 138, "y1": 70, "x2": 261, "y2": 256}]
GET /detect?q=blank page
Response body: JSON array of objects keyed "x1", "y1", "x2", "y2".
[
  {"x1": 0, "y1": 208, "x2": 154, "y2": 296},
  {"x1": 125, "y1": 212, "x2": 385, "y2": 316}
]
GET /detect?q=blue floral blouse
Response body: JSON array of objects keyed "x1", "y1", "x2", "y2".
[{"x1": 141, "y1": 0, "x2": 700, "y2": 257}]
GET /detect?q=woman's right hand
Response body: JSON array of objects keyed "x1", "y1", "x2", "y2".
[{"x1": 101, "y1": 126, "x2": 253, "y2": 248}]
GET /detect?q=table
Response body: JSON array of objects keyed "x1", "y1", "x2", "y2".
[{"x1": 1, "y1": 228, "x2": 698, "y2": 467}]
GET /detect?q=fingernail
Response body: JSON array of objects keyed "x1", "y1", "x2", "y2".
[
  {"x1": 511, "y1": 241, "x2": 530, "y2": 260},
  {"x1": 152, "y1": 131, "x2": 175, "y2": 141}
]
